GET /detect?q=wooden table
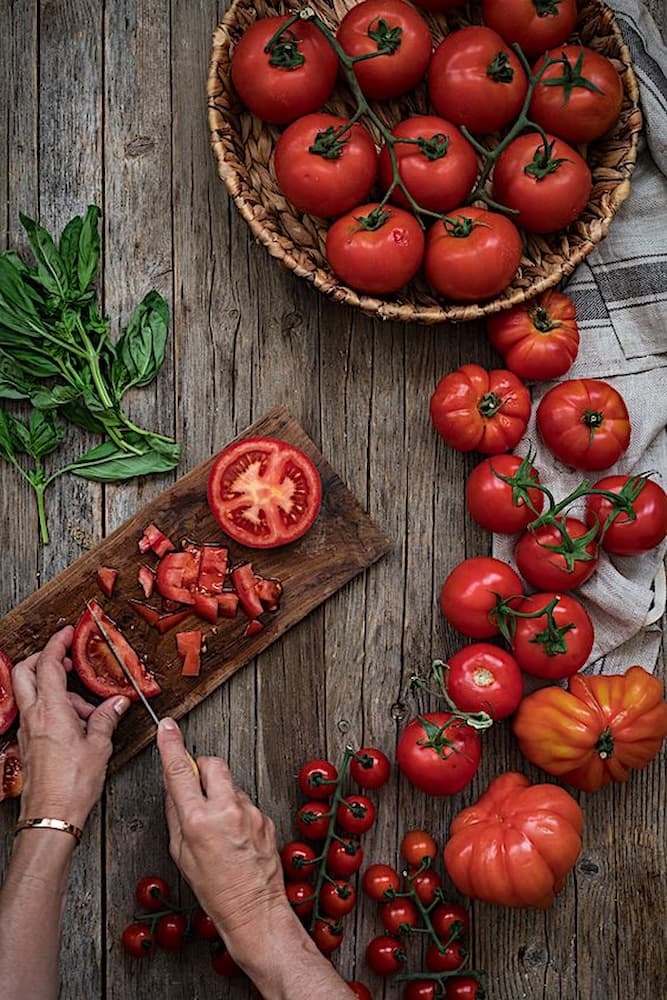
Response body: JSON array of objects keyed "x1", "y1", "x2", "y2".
[{"x1": 1, "y1": 3, "x2": 665, "y2": 998}]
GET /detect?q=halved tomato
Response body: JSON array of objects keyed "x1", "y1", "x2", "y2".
[
  {"x1": 0, "y1": 651, "x2": 17, "y2": 735},
  {"x1": 72, "y1": 600, "x2": 161, "y2": 701},
  {"x1": 208, "y1": 437, "x2": 322, "y2": 548}
]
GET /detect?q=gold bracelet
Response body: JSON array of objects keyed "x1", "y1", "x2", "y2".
[{"x1": 14, "y1": 818, "x2": 83, "y2": 845}]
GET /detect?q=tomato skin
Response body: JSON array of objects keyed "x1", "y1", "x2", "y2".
[
  {"x1": 445, "y1": 977, "x2": 487, "y2": 1000},
  {"x1": 122, "y1": 922, "x2": 155, "y2": 958},
  {"x1": 336, "y1": 794, "x2": 376, "y2": 835},
  {"x1": 487, "y1": 290, "x2": 579, "y2": 381},
  {"x1": 366, "y1": 934, "x2": 406, "y2": 976},
  {"x1": 155, "y1": 913, "x2": 188, "y2": 951},
  {"x1": 515, "y1": 516, "x2": 599, "y2": 592},
  {"x1": 404, "y1": 981, "x2": 438, "y2": 1000},
  {"x1": 350, "y1": 747, "x2": 391, "y2": 789},
  {"x1": 362, "y1": 863, "x2": 401, "y2": 901},
  {"x1": 379, "y1": 116, "x2": 478, "y2": 213},
  {"x1": 135, "y1": 875, "x2": 170, "y2": 913},
  {"x1": 530, "y1": 46, "x2": 623, "y2": 144},
  {"x1": 445, "y1": 643, "x2": 523, "y2": 721},
  {"x1": 429, "y1": 27, "x2": 528, "y2": 133},
  {"x1": 537, "y1": 378, "x2": 630, "y2": 471},
  {"x1": 440, "y1": 556, "x2": 523, "y2": 639},
  {"x1": 296, "y1": 801, "x2": 331, "y2": 841},
  {"x1": 425, "y1": 209, "x2": 523, "y2": 303},
  {"x1": 0, "y1": 741, "x2": 22, "y2": 801},
  {"x1": 337, "y1": 0, "x2": 432, "y2": 100},
  {"x1": 347, "y1": 983, "x2": 373, "y2": 1000},
  {"x1": 280, "y1": 840, "x2": 318, "y2": 880},
  {"x1": 381, "y1": 898, "x2": 420, "y2": 935},
  {"x1": 311, "y1": 919, "x2": 344, "y2": 954},
  {"x1": 286, "y1": 879, "x2": 316, "y2": 919},
  {"x1": 326, "y1": 202, "x2": 425, "y2": 295},
  {"x1": 412, "y1": 0, "x2": 463, "y2": 9},
  {"x1": 298, "y1": 758, "x2": 338, "y2": 800},
  {"x1": 482, "y1": 0, "x2": 577, "y2": 58},
  {"x1": 327, "y1": 837, "x2": 364, "y2": 877},
  {"x1": 397, "y1": 712, "x2": 482, "y2": 796},
  {"x1": 210, "y1": 943, "x2": 242, "y2": 976},
  {"x1": 400, "y1": 829, "x2": 437, "y2": 867},
  {"x1": 275, "y1": 114, "x2": 378, "y2": 218},
  {"x1": 426, "y1": 940, "x2": 467, "y2": 972},
  {"x1": 492, "y1": 132, "x2": 592, "y2": 233},
  {"x1": 320, "y1": 879, "x2": 356, "y2": 918},
  {"x1": 511, "y1": 592, "x2": 594, "y2": 679},
  {"x1": 430, "y1": 902, "x2": 470, "y2": 942},
  {"x1": 430, "y1": 364, "x2": 530, "y2": 455},
  {"x1": 231, "y1": 16, "x2": 338, "y2": 125},
  {"x1": 0, "y1": 651, "x2": 17, "y2": 735},
  {"x1": 410, "y1": 868, "x2": 442, "y2": 906},
  {"x1": 192, "y1": 907, "x2": 219, "y2": 941},
  {"x1": 586, "y1": 476, "x2": 667, "y2": 556},
  {"x1": 466, "y1": 454, "x2": 543, "y2": 534},
  {"x1": 72, "y1": 600, "x2": 161, "y2": 701}
]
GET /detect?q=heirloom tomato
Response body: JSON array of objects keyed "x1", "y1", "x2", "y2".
[
  {"x1": 412, "y1": 0, "x2": 463, "y2": 9},
  {"x1": 487, "y1": 290, "x2": 579, "y2": 381},
  {"x1": 443, "y1": 771, "x2": 583, "y2": 908},
  {"x1": 72, "y1": 601, "x2": 161, "y2": 701},
  {"x1": 515, "y1": 516, "x2": 599, "y2": 592},
  {"x1": 430, "y1": 364, "x2": 530, "y2": 454},
  {"x1": 466, "y1": 453, "x2": 544, "y2": 533},
  {"x1": 445, "y1": 643, "x2": 523, "y2": 720},
  {"x1": 397, "y1": 712, "x2": 482, "y2": 796},
  {"x1": 0, "y1": 651, "x2": 17, "y2": 735},
  {"x1": 482, "y1": 0, "x2": 578, "y2": 57},
  {"x1": 537, "y1": 378, "x2": 630, "y2": 471},
  {"x1": 586, "y1": 475, "x2": 667, "y2": 556},
  {"x1": 530, "y1": 45, "x2": 623, "y2": 144},
  {"x1": 513, "y1": 665, "x2": 667, "y2": 791},
  {"x1": 424, "y1": 209, "x2": 523, "y2": 302},
  {"x1": 326, "y1": 203, "x2": 425, "y2": 295},
  {"x1": 509, "y1": 592, "x2": 594, "y2": 679},
  {"x1": 440, "y1": 557, "x2": 522, "y2": 639}
]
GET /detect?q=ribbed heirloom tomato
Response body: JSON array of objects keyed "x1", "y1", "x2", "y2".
[
  {"x1": 466, "y1": 454, "x2": 544, "y2": 534},
  {"x1": 440, "y1": 557, "x2": 523, "y2": 639},
  {"x1": 445, "y1": 643, "x2": 523, "y2": 720},
  {"x1": 482, "y1": 0, "x2": 578, "y2": 58},
  {"x1": 430, "y1": 364, "x2": 530, "y2": 454},
  {"x1": 515, "y1": 516, "x2": 599, "y2": 592},
  {"x1": 487, "y1": 290, "x2": 580, "y2": 381},
  {"x1": 586, "y1": 475, "x2": 667, "y2": 555},
  {"x1": 508, "y1": 592, "x2": 594, "y2": 679},
  {"x1": 537, "y1": 378, "x2": 630, "y2": 471},
  {"x1": 326, "y1": 202, "x2": 425, "y2": 295},
  {"x1": 397, "y1": 712, "x2": 482, "y2": 795}
]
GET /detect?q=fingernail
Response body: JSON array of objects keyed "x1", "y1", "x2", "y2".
[
  {"x1": 114, "y1": 697, "x2": 130, "y2": 715},
  {"x1": 158, "y1": 717, "x2": 178, "y2": 731}
]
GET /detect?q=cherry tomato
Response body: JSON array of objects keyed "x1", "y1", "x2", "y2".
[
  {"x1": 275, "y1": 114, "x2": 378, "y2": 218},
  {"x1": 530, "y1": 45, "x2": 623, "y2": 144},
  {"x1": 515, "y1": 516, "x2": 599, "y2": 592},
  {"x1": 404, "y1": 982, "x2": 438, "y2": 1000},
  {"x1": 326, "y1": 202, "x2": 425, "y2": 295},
  {"x1": 286, "y1": 880, "x2": 316, "y2": 919},
  {"x1": 466, "y1": 454, "x2": 544, "y2": 534},
  {"x1": 511, "y1": 591, "x2": 594, "y2": 679},
  {"x1": 298, "y1": 758, "x2": 338, "y2": 800},
  {"x1": 445, "y1": 643, "x2": 523, "y2": 721},
  {"x1": 155, "y1": 913, "x2": 187, "y2": 952},
  {"x1": 135, "y1": 875, "x2": 170, "y2": 913},
  {"x1": 347, "y1": 983, "x2": 373, "y2": 1000},
  {"x1": 482, "y1": 0, "x2": 577, "y2": 58},
  {"x1": 426, "y1": 940, "x2": 467, "y2": 972},
  {"x1": 320, "y1": 879, "x2": 357, "y2": 918},
  {"x1": 586, "y1": 475, "x2": 667, "y2": 556},
  {"x1": 397, "y1": 712, "x2": 482, "y2": 796},
  {"x1": 493, "y1": 132, "x2": 592, "y2": 233},
  {"x1": 210, "y1": 941, "x2": 242, "y2": 976},
  {"x1": 440, "y1": 557, "x2": 523, "y2": 639},
  {"x1": 350, "y1": 747, "x2": 391, "y2": 789},
  {"x1": 122, "y1": 922, "x2": 155, "y2": 958},
  {"x1": 281, "y1": 840, "x2": 318, "y2": 880},
  {"x1": 410, "y1": 868, "x2": 442, "y2": 906},
  {"x1": 366, "y1": 934, "x2": 407, "y2": 976},
  {"x1": 336, "y1": 794, "x2": 376, "y2": 835},
  {"x1": 400, "y1": 829, "x2": 437, "y2": 867},
  {"x1": 381, "y1": 898, "x2": 420, "y2": 935},
  {"x1": 296, "y1": 801, "x2": 331, "y2": 841},
  {"x1": 431, "y1": 902, "x2": 470, "y2": 942},
  {"x1": 430, "y1": 364, "x2": 530, "y2": 455},
  {"x1": 311, "y1": 918, "x2": 344, "y2": 954},
  {"x1": 337, "y1": 0, "x2": 432, "y2": 99},
  {"x1": 327, "y1": 837, "x2": 364, "y2": 878},
  {"x1": 429, "y1": 26, "x2": 528, "y2": 133},
  {"x1": 487, "y1": 290, "x2": 579, "y2": 382},
  {"x1": 231, "y1": 15, "x2": 338, "y2": 125},
  {"x1": 425, "y1": 209, "x2": 523, "y2": 303},
  {"x1": 73, "y1": 600, "x2": 161, "y2": 701},
  {"x1": 536, "y1": 378, "x2": 631, "y2": 471},
  {"x1": 362, "y1": 863, "x2": 401, "y2": 901},
  {"x1": 0, "y1": 651, "x2": 16, "y2": 735},
  {"x1": 445, "y1": 977, "x2": 487, "y2": 1000},
  {"x1": 192, "y1": 907, "x2": 219, "y2": 941},
  {"x1": 379, "y1": 115, "x2": 478, "y2": 213}
]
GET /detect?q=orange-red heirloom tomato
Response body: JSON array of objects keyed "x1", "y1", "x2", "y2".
[
  {"x1": 487, "y1": 290, "x2": 579, "y2": 382},
  {"x1": 536, "y1": 378, "x2": 630, "y2": 471},
  {"x1": 443, "y1": 772, "x2": 583, "y2": 909},
  {"x1": 513, "y1": 665, "x2": 667, "y2": 792},
  {"x1": 430, "y1": 364, "x2": 530, "y2": 454}
]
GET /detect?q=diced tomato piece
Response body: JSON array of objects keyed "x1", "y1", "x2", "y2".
[
  {"x1": 0, "y1": 741, "x2": 22, "y2": 801},
  {"x1": 177, "y1": 631, "x2": 202, "y2": 677},
  {"x1": 138, "y1": 523, "x2": 176, "y2": 557},
  {"x1": 129, "y1": 600, "x2": 162, "y2": 627},
  {"x1": 217, "y1": 592, "x2": 239, "y2": 618},
  {"x1": 232, "y1": 563, "x2": 264, "y2": 619},
  {"x1": 161, "y1": 598, "x2": 182, "y2": 613},
  {"x1": 192, "y1": 593, "x2": 218, "y2": 625},
  {"x1": 254, "y1": 575, "x2": 283, "y2": 612},
  {"x1": 198, "y1": 545, "x2": 229, "y2": 595},
  {"x1": 155, "y1": 551, "x2": 200, "y2": 605},
  {"x1": 138, "y1": 565, "x2": 155, "y2": 600},
  {"x1": 244, "y1": 619, "x2": 264, "y2": 638},
  {"x1": 96, "y1": 566, "x2": 118, "y2": 598},
  {"x1": 155, "y1": 609, "x2": 192, "y2": 635}
]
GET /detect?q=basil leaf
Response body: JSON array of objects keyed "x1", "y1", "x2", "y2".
[
  {"x1": 77, "y1": 206, "x2": 101, "y2": 292},
  {"x1": 28, "y1": 408, "x2": 66, "y2": 458},
  {"x1": 0, "y1": 409, "x2": 17, "y2": 462},
  {"x1": 113, "y1": 290, "x2": 169, "y2": 398},
  {"x1": 68, "y1": 433, "x2": 180, "y2": 481},
  {"x1": 59, "y1": 215, "x2": 83, "y2": 288},
  {"x1": 59, "y1": 399, "x2": 106, "y2": 435},
  {"x1": 7, "y1": 414, "x2": 31, "y2": 453},
  {"x1": 0, "y1": 352, "x2": 37, "y2": 399},
  {"x1": 31, "y1": 383, "x2": 81, "y2": 410},
  {"x1": 8, "y1": 348, "x2": 61, "y2": 377},
  {"x1": 19, "y1": 212, "x2": 68, "y2": 301}
]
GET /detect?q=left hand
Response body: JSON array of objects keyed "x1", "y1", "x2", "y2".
[{"x1": 13, "y1": 626, "x2": 130, "y2": 829}]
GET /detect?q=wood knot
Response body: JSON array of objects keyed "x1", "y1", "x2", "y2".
[
  {"x1": 124, "y1": 135, "x2": 155, "y2": 158},
  {"x1": 577, "y1": 857, "x2": 600, "y2": 876}
]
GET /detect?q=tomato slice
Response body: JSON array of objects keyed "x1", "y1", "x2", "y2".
[
  {"x1": 198, "y1": 545, "x2": 229, "y2": 594},
  {"x1": 255, "y1": 576, "x2": 283, "y2": 612},
  {"x1": 137, "y1": 564, "x2": 156, "y2": 599},
  {"x1": 232, "y1": 563, "x2": 264, "y2": 619},
  {"x1": 192, "y1": 593, "x2": 219, "y2": 625},
  {"x1": 0, "y1": 740, "x2": 22, "y2": 801},
  {"x1": 138, "y1": 523, "x2": 176, "y2": 557},
  {"x1": 217, "y1": 592, "x2": 239, "y2": 618},
  {"x1": 0, "y1": 651, "x2": 17, "y2": 735},
  {"x1": 155, "y1": 609, "x2": 192, "y2": 634},
  {"x1": 155, "y1": 551, "x2": 200, "y2": 605},
  {"x1": 177, "y1": 631, "x2": 202, "y2": 677},
  {"x1": 207, "y1": 437, "x2": 322, "y2": 548},
  {"x1": 97, "y1": 566, "x2": 118, "y2": 598},
  {"x1": 72, "y1": 600, "x2": 161, "y2": 701},
  {"x1": 129, "y1": 599, "x2": 162, "y2": 627},
  {"x1": 244, "y1": 619, "x2": 264, "y2": 637}
]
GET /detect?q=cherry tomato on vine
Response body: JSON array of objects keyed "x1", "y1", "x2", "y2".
[
  {"x1": 404, "y1": 982, "x2": 438, "y2": 1000},
  {"x1": 336, "y1": 794, "x2": 376, "y2": 835},
  {"x1": 445, "y1": 977, "x2": 487, "y2": 1000},
  {"x1": 311, "y1": 918, "x2": 344, "y2": 954},
  {"x1": 410, "y1": 868, "x2": 442, "y2": 906},
  {"x1": 366, "y1": 934, "x2": 407, "y2": 976},
  {"x1": 397, "y1": 712, "x2": 482, "y2": 796},
  {"x1": 347, "y1": 983, "x2": 373, "y2": 1000},
  {"x1": 537, "y1": 378, "x2": 631, "y2": 471},
  {"x1": 281, "y1": 840, "x2": 318, "y2": 881},
  {"x1": 487, "y1": 290, "x2": 579, "y2": 382},
  {"x1": 431, "y1": 902, "x2": 471, "y2": 942},
  {"x1": 515, "y1": 516, "x2": 599, "y2": 592},
  {"x1": 155, "y1": 913, "x2": 188, "y2": 952},
  {"x1": 530, "y1": 45, "x2": 623, "y2": 144},
  {"x1": 327, "y1": 837, "x2": 364, "y2": 877},
  {"x1": 210, "y1": 942, "x2": 242, "y2": 976},
  {"x1": 326, "y1": 202, "x2": 425, "y2": 295},
  {"x1": 430, "y1": 364, "x2": 530, "y2": 455},
  {"x1": 320, "y1": 879, "x2": 357, "y2": 918},
  {"x1": 510, "y1": 592, "x2": 594, "y2": 679},
  {"x1": 350, "y1": 747, "x2": 391, "y2": 789},
  {"x1": 122, "y1": 922, "x2": 155, "y2": 958},
  {"x1": 298, "y1": 758, "x2": 338, "y2": 799},
  {"x1": 286, "y1": 880, "x2": 316, "y2": 919},
  {"x1": 135, "y1": 875, "x2": 170, "y2": 912},
  {"x1": 192, "y1": 907, "x2": 219, "y2": 941},
  {"x1": 440, "y1": 557, "x2": 523, "y2": 639},
  {"x1": 482, "y1": 0, "x2": 578, "y2": 58},
  {"x1": 586, "y1": 476, "x2": 667, "y2": 556},
  {"x1": 381, "y1": 897, "x2": 420, "y2": 935},
  {"x1": 466, "y1": 454, "x2": 544, "y2": 534},
  {"x1": 296, "y1": 801, "x2": 331, "y2": 841},
  {"x1": 426, "y1": 940, "x2": 467, "y2": 972},
  {"x1": 362, "y1": 863, "x2": 401, "y2": 901},
  {"x1": 400, "y1": 829, "x2": 437, "y2": 867},
  {"x1": 445, "y1": 643, "x2": 523, "y2": 721}
]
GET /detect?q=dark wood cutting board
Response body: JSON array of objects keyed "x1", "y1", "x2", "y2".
[{"x1": 0, "y1": 406, "x2": 391, "y2": 771}]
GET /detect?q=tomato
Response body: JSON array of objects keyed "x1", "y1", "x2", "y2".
[
  {"x1": 320, "y1": 879, "x2": 356, "y2": 918},
  {"x1": 378, "y1": 116, "x2": 478, "y2": 214},
  {"x1": 509, "y1": 592, "x2": 594, "y2": 679},
  {"x1": 444, "y1": 771, "x2": 583, "y2": 908},
  {"x1": 311, "y1": 918, "x2": 344, "y2": 954},
  {"x1": 96, "y1": 565, "x2": 118, "y2": 598},
  {"x1": 430, "y1": 902, "x2": 470, "y2": 942},
  {"x1": 155, "y1": 913, "x2": 187, "y2": 951},
  {"x1": 537, "y1": 378, "x2": 630, "y2": 471},
  {"x1": 327, "y1": 837, "x2": 364, "y2": 877},
  {"x1": 210, "y1": 942, "x2": 242, "y2": 976},
  {"x1": 515, "y1": 516, "x2": 599, "y2": 592},
  {"x1": 192, "y1": 907, "x2": 219, "y2": 941},
  {"x1": 440, "y1": 557, "x2": 523, "y2": 639},
  {"x1": 492, "y1": 132, "x2": 591, "y2": 233},
  {"x1": 275, "y1": 114, "x2": 378, "y2": 218},
  {"x1": 296, "y1": 801, "x2": 331, "y2": 841},
  {"x1": 135, "y1": 875, "x2": 170, "y2": 913},
  {"x1": 0, "y1": 651, "x2": 17, "y2": 735},
  {"x1": 400, "y1": 829, "x2": 437, "y2": 867},
  {"x1": 397, "y1": 712, "x2": 482, "y2": 796},
  {"x1": 426, "y1": 940, "x2": 467, "y2": 972},
  {"x1": 122, "y1": 922, "x2": 155, "y2": 958},
  {"x1": 231, "y1": 15, "x2": 338, "y2": 125},
  {"x1": 466, "y1": 454, "x2": 543, "y2": 534},
  {"x1": 430, "y1": 364, "x2": 530, "y2": 455},
  {"x1": 381, "y1": 898, "x2": 419, "y2": 935},
  {"x1": 336, "y1": 794, "x2": 376, "y2": 835},
  {"x1": 445, "y1": 977, "x2": 487, "y2": 1000},
  {"x1": 362, "y1": 863, "x2": 401, "y2": 901},
  {"x1": 366, "y1": 935, "x2": 406, "y2": 976},
  {"x1": 336, "y1": 0, "x2": 432, "y2": 100},
  {"x1": 425, "y1": 209, "x2": 523, "y2": 303},
  {"x1": 513, "y1": 665, "x2": 667, "y2": 792},
  {"x1": 72, "y1": 600, "x2": 161, "y2": 701},
  {"x1": 326, "y1": 202, "x2": 425, "y2": 295},
  {"x1": 429, "y1": 27, "x2": 528, "y2": 133},
  {"x1": 482, "y1": 0, "x2": 577, "y2": 58},
  {"x1": 138, "y1": 523, "x2": 175, "y2": 557},
  {"x1": 208, "y1": 436, "x2": 322, "y2": 548},
  {"x1": 231, "y1": 563, "x2": 264, "y2": 619},
  {"x1": 412, "y1": 0, "x2": 464, "y2": 8},
  {"x1": 177, "y1": 630, "x2": 203, "y2": 677},
  {"x1": 298, "y1": 758, "x2": 338, "y2": 799},
  {"x1": 0, "y1": 741, "x2": 22, "y2": 801},
  {"x1": 350, "y1": 747, "x2": 391, "y2": 789},
  {"x1": 280, "y1": 840, "x2": 318, "y2": 880},
  {"x1": 445, "y1": 643, "x2": 523, "y2": 721},
  {"x1": 410, "y1": 868, "x2": 442, "y2": 906},
  {"x1": 347, "y1": 983, "x2": 372, "y2": 1000},
  {"x1": 586, "y1": 475, "x2": 667, "y2": 556},
  {"x1": 530, "y1": 45, "x2": 623, "y2": 144},
  {"x1": 404, "y1": 982, "x2": 437, "y2": 1000},
  {"x1": 286, "y1": 879, "x2": 316, "y2": 919},
  {"x1": 487, "y1": 290, "x2": 579, "y2": 381}
]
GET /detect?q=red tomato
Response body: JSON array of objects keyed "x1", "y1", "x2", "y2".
[
  {"x1": 366, "y1": 934, "x2": 406, "y2": 976},
  {"x1": 0, "y1": 651, "x2": 17, "y2": 735},
  {"x1": 487, "y1": 290, "x2": 579, "y2": 381},
  {"x1": 311, "y1": 919, "x2": 344, "y2": 954},
  {"x1": 320, "y1": 879, "x2": 356, "y2": 918},
  {"x1": 431, "y1": 902, "x2": 470, "y2": 942},
  {"x1": 280, "y1": 840, "x2": 318, "y2": 880},
  {"x1": 378, "y1": 115, "x2": 478, "y2": 213},
  {"x1": 122, "y1": 922, "x2": 155, "y2": 958},
  {"x1": 231, "y1": 15, "x2": 338, "y2": 125},
  {"x1": 515, "y1": 516, "x2": 599, "y2": 592},
  {"x1": 586, "y1": 475, "x2": 667, "y2": 556},
  {"x1": 362, "y1": 863, "x2": 401, "y2": 901},
  {"x1": 429, "y1": 27, "x2": 528, "y2": 133},
  {"x1": 96, "y1": 565, "x2": 118, "y2": 598},
  {"x1": 0, "y1": 741, "x2": 22, "y2": 801},
  {"x1": 296, "y1": 801, "x2": 331, "y2": 841},
  {"x1": 286, "y1": 880, "x2": 316, "y2": 919},
  {"x1": 350, "y1": 747, "x2": 391, "y2": 789},
  {"x1": 336, "y1": 794, "x2": 376, "y2": 835},
  {"x1": 425, "y1": 208, "x2": 523, "y2": 302},
  {"x1": 482, "y1": 0, "x2": 578, "y2": 58},
  {"x1": 135, "y1": 875, "x2": 170, "y2": 913},
  {"x1": 210, "y1": 943, "x2": 242, "y2": 976},
  {"x1": 445, "y1": 643, "x2": 523, "y2": 721},
  {"x1": 347, "y1": 983, "x2": 373, "y2": 1000},
  {"x1": 275, "y1": 114, "x2": 378, "y2": 218},
  {"x1": 381, "y1": 898, "x2": 420, "y2": 935},
  {"x1": 327, "y1": 837, "x2": 364, "y2": 877},
  {"x1": 400, "y1": 829, "x2": 437, "y2": 867},
  {"x1": 337, "y1": 0, "x2": 432, "y2": 99},
  {"x1": 298, "y1": 758, "x2": 338, "y2": 799},
  {"x1": 510, "y1": 592, "x2": 594, "y2": 679},
  {"x1": 492, "y1": 132, "x2": 591, "y2": 233},
  {"x1": 537, "y1": 378, "x2": 630, "y2": 471},
  {"x1": 440, "y1": 557, "x2": 523, "y2": 639},
  {"x1": 409, "y1": 868, "x2": 442, "y2": 906},
  {"x1": 530, "y1": 45, "x2": 623, "y2": 143},
  {"x1": 326, "y1": 202, "x2": 425, "y2": 295},
  {"x1": 445, "y1": 977, "x2": 487, "y2": 1000},
  {"x1": 430, "y1": 364, "x2": 530, "y2": 455},
  {"x1": 426, "y1": 940, "x2": 467, "y2": 972},
  {"x1": 155, "y1": 913, "x2": 187, "y2": 952},
  {"x1": 466, "y1": 454, "x2": 544, "y2": 534},
  {"x1": 208, "y1": 436, "x2": 322, "y2": 548},
  {"x1": 404, "y1": 982, "x2": 438, "y2": 1000},
  {"x1": 192, "y1": 907, "x2": 219, "y2": 941},
  {"x1": 72, "y1": 600, "x2": 161, "y2": 701},
  {"x1": 397, "y1": 712, "x2": 482, "y2": 795},
  {"x1": 412, "y1": 0, "x2": 464, "y2": 8}
]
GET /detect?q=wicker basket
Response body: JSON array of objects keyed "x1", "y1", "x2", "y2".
[{"x1": 207, "y1": 0, "x2": 641, "y2": 324}]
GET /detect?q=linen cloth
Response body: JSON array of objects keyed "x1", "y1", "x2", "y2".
[{"x1": 493, "y1": 0, "x2": 667, "y2": 676}]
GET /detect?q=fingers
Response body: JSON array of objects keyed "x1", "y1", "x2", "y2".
[
  {"x1": 196, "y1": 756, "x2": 235, "y2": 799},
  {"x1": 86, "y1": 695, "x2": 130, "y2": 743},
  {"x1": 164, "y1": 790, "x2": 181, "y2": 847},
  {"x1": 35, "y1": 626, "x2": 74, "y2": 695},
  {"x1": 157, "y1": 718, "x2": 203, "y2": 817},
  {"x1": 11, "y1": 657, "x2": 39, "y2": 711},
  {"x1": 68, "y1": 692, "x2": 97, "y2": 721}
]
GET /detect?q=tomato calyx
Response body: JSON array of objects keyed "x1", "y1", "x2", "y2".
[
  {"x1": 486, "y1": 51, "x2": 515, "y2": 84},
  {"x1": 530, "y1": 304, "x2": 561, "y2": 332},
  {"x1": 308, "y1": 124, "x2": 350, "y2": 160},
  {"x1": 524, "y1": 137, "x2": 570, "y2": 180},
  {"x1": 417, "y1": 133, "x2": 450, "y2": 161},
  {"x1": 528, "y1": 517, "x2": 599, "y2": 573},
  {"x1": 596, "y1": 727, "x2": 614, "y2": 760},
  {"x1": 488, "y1": 448, "x2": 546, "y2": 514},
  {"x1": 540, "y1": 47, "x2": 605, "y2": 101},
  {"x1": 534, "y1": 0, "x2": 565, "y2": 16},
  {"x1": 477, "y1": 391, "x2": 505, "y2": 418},
  {"x1": 411, "y1": 662, "x2": 495, "y2": 734},
  {"x1": 582, "y1": 408, "x2": 604, "y2": 436},
  {"x1": 354, "y1": 206, "x2": 392, "y2": 231},
  {"x1": 494, "y1": 594, "x2": 575, "y2": 656},
  {"x1": 366, "y1": 18, "x2": 403, "y2": 57}
]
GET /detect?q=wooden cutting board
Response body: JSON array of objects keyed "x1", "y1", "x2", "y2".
[{"x1": 0, "y1": 406, "x2": 391, "y2": 771}]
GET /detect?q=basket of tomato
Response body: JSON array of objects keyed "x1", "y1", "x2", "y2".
[{"x1": 207, "y1": 0, "x2": 641, "y2": 324}]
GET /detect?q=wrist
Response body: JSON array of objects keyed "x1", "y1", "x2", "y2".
[
  {"x1": 9, "y1": 829, "x2": 76, "y2": 895},
  {"x1": 227, "y1": 903, "x2": 328, "y2": 992},
  {"x1": 20, "y1": 797, "x2": 90, "y2": 831}
]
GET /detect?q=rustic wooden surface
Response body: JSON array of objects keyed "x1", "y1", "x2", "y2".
[{"x1": 0, "y1": 2, "x2": 665, "y2": 999}]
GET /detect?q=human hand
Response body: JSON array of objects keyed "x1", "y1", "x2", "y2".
[{"x1": 14, "y1": 626, "x2": 130, "y2": 829}]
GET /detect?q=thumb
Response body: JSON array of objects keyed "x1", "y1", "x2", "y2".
[
  {"x1": 87, "y1": 695, "x2": 130, "y2": 743},
  {"x1": 157, "y1": 718, "x2": 202, "y2": 812}
]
